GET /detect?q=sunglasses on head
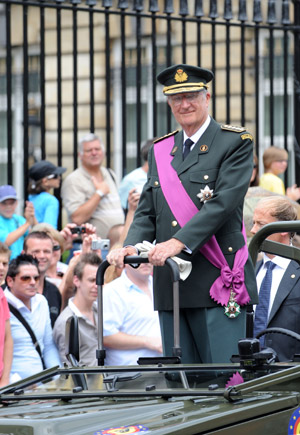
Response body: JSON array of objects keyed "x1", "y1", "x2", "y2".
[
  {"x1": 53, "y1": 245, "x2": 61, "y2": 251},
  {"x1": 19, "y1": 275, "x2": 40, "y2": 283}
]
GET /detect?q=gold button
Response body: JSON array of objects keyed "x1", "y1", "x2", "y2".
[
  {"x1": 228, "y1": 247, "x2": 233, "y2": 252},
  {"x1": 154, "y1": 181, "x2": 159, "y2": 186},
  {"x1": 171, "y1": 220, "x2": 178, "y2": 227},
  {"x1": 291, "y1": 274, "x2": 296, "y2": 279},
  {"x1": 204, "y1": 175, "x2": 209, "y2": 180}
]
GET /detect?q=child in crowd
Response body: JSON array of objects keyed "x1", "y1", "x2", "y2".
[
  {"x1": 0, "y1": 242, "x2": 13, "y2": 386},
  {"x1": 0, "y1": 185, "x2": 37, "y2": 259},
  {"x1": 259, "y1": 146, "x2": 300, "y2": 201},
  {"x1": 28, "y1": 160, "x2": 66, "y2": 229}
]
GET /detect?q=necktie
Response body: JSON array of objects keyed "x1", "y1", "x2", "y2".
[
  {"x1": 183, "y1": 138, "x2": 194, "y2": 160},
  {"x1": 254, "y1": 261, "x2": 276, "y2": 346}
]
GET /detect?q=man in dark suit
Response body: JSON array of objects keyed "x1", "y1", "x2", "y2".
[
  {"x1": 108, "y1": 64, "x2": 257, "y2": 363},
  {"x1": 251, "y1": 196, "x2": 300, "y2": 361}
]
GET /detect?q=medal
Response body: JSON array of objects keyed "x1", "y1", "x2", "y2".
[
  {"x1": 197, "y1": 185, "x2": 214, "y2": 203},
  {"x1": 224, "y1": 287, "x2": 241, "y2": 318}
]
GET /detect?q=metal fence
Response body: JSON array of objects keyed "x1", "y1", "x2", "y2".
[{"x1": 0, "y1": 0, "x2": 300, "y2": 227}]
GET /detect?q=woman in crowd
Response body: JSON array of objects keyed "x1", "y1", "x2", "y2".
[{"x1": 28, "y1": 160, "x2": 66, "y2": 229}]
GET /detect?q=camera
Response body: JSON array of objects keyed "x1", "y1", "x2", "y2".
[
  {"x1": 91, "y1": 239, "x2": 110, "y2": 251},
  {"x1": 71, "y1": 226, "x2": 86, "y2": 235}
]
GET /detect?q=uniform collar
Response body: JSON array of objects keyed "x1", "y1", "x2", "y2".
[{"x1": 183, "y1": 115, "x2": 211, "y2": 145}]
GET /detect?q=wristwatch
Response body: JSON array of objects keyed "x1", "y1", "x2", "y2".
[{"x1": 96, "y1": 189, "x2": 106, "y2": 199}]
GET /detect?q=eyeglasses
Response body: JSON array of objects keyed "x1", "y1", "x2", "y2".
[
  {"x1": 53, "y1": 245, "x2": 61, "y2": 251},
  {"x1": 169, "y1": 92, "x2": 202, "y2": 107},
  {"x1": 47, "y1": 174, "x2": 60, "y2": 180},
  {"x1": 18, "y1": 275, "x2": 40, "y2": 283},
  {"x1": 83, "y1": 147, "x2": 102, "y2": 155}
]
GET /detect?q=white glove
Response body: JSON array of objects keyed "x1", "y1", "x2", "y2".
[{"x1": 135, "y1": 240, "x2": 192, "y2": 281}]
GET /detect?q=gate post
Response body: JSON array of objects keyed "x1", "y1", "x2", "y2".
[{"x1": 293, "y1": 0, "x2": 300, "y2": 186}]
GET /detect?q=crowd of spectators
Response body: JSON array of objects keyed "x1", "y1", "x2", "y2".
[
  {"x1": 0, "y1": 135, "x2": 159, "y2": 386},
  {"x1": 1, "y1": 134, "x2": 299, "y2": 386}
]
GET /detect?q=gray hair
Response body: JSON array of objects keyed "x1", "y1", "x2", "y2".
[
  {"x1": 255, "y1": 196, "x2": 298, "y2": 239},
  {"x1": 256, "y1": 196, "x2": 297, "y2": 222},
  {"x1": 78, "y1": 133, "x2": 104, "y2": 154}
]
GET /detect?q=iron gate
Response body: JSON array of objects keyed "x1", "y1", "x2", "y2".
[{"x1": 0, "y1": 0, "x2": 299, "y2": 228}]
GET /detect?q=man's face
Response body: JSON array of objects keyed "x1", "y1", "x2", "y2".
[
  {"x1": 125, "y1": 262, "x2": 153, "y2": 280},
  {"x1": 251, "y1": 205, "x2": 284, "y2": 244},
  {"x1": 167, "y1": 91, "x2": 210, "y2": 136},
  {"x1": 0, "y1": 199, "x2": 18, "y2": 219},
  {"x1": 0, "y1": 253, "x2": 9, "y2": 284},
  {"x1": 73, "y1": 264, "x2": 98, "y2": 303},
  {"x1": 79, "y1": 139, "x2": 104, "y2": 170},
  {"x1": 24, "y1": 238, "x2": 53, "y2": 274},
  {"x1": 6, "y1": 264, "x2": 40, "y2": 306}
]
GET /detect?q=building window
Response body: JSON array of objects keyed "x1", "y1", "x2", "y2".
[
  {"x1": 0, "y1": 52, "x2": 40, "y2": 190},
  {"x1": 259, "y1": 32, "x2": 294, "y2": 182},
  {"x1": 113, "y1": 41, "x2": 176, "y2": 179}
]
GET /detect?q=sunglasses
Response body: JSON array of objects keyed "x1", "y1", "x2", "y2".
[
  {"x1": 46, "y1": 174, "x2": 60, "y2": 180},
  {"x1": 53, "y1": 245, "x2": 61, "y2": 251},
  {"x1": 18, "y1": 275, "x2": 40, "y2": 283}
]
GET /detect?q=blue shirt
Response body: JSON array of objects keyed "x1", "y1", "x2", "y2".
[
  {"x1": 29, "y1": 192, "x2": 59, "y2": 229},
  {"x1": 118, "y1": 167, "x2": 147, "y2": 210},
  {"x1": 0, "y1": 214, "x2": 27, "y2": 259},
  {"x1": 4, "y1": 289, "x2": 61, "y2": 379}
]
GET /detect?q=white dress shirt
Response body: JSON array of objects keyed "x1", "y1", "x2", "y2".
[
  {"x1": 183, "y1": 115, "x2": 211, "y2": 152},
  {"x1": 256, "y1": 253, "x2": 291, "y2": 318}
]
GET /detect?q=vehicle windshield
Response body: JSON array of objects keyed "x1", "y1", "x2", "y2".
[{"x1": 0, "y1": 362, "x2": 297, "y2": 405}]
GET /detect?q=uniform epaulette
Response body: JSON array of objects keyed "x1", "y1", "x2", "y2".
[
  {"x1": 153, "y1": 130, "x2": 179, "y2": 143},
  {"x1": 221, "y1": 124, "x2": 246, "y2": 133}
]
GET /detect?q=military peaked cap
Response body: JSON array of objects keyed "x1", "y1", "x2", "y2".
[{"x1": 157, "y1": 64, "x2": 214, "y2": 95}]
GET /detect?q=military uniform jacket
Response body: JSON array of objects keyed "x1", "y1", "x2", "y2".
[{"x1": 125, "y1": 118, "x2": 258, "y2": 311}]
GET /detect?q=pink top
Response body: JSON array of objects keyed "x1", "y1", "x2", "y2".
[{"x1": 0, "y1": 288, "x2": 10, "y2": 378}]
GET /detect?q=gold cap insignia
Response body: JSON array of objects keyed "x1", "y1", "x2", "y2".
[
  {"x1": 200, "y1": 144, "x2": 208, "y2": 152},
  {"x1": 175, "y1": 69, "x2": 188, "y2": 83}
]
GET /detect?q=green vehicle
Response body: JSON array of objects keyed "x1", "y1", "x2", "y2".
[{"x1": 1, "y1": 221, "x2": 300, "y2": 435}]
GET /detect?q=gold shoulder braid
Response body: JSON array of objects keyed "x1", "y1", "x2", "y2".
[
  {"x1": 221, "y1": 124, "x2": 246, "y2": 133},
  {"x1": 153, "y1": 130, "x2": 179, "y2": 143},
  {"x1": 241, "y1": 133, "x2": 253, "y2": 141}
]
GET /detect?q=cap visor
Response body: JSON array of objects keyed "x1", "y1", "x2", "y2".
[
  {"x1": 0, "y1": 195, "x2": 17, "y2": 202},
  {"x1": 164, "y1": 85, "x2": 207, "y2": 95},
  {"x1": 54, "y1": 167, "x2": 67, "y2": 175}
]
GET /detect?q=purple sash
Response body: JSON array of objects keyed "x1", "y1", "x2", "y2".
[{"x1": 153, "y1": 135, "x2": 250, "y2": 306}]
